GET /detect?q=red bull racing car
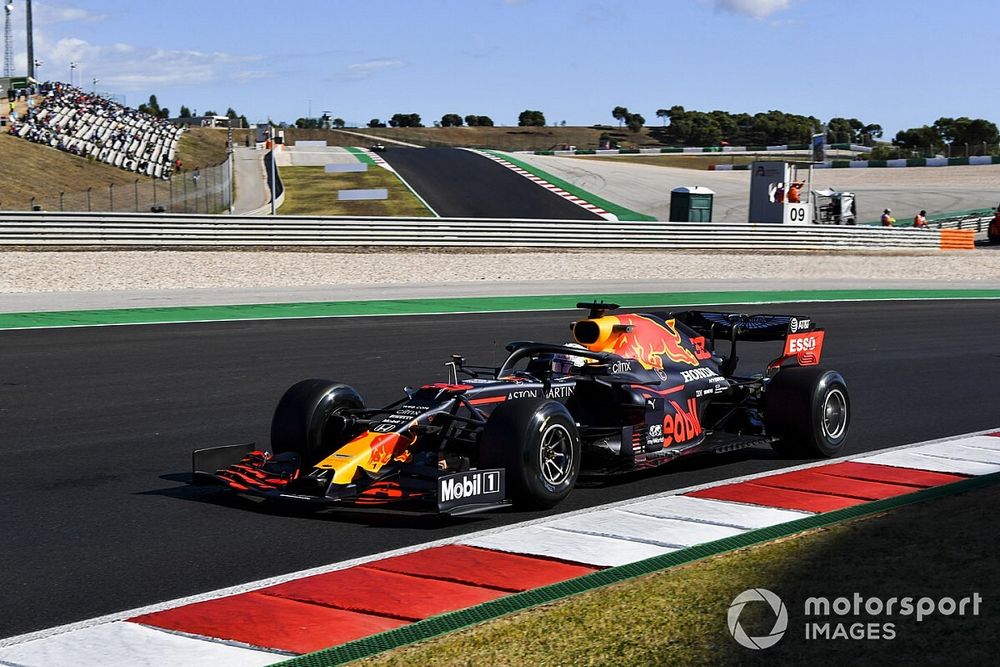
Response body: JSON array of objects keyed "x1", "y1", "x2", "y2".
[{"x1": 193, "y1": 303, "x2": 849, "y2": 515}]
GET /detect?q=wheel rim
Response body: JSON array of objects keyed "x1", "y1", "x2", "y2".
[
  {"x1": 821, "y1": 388, "x2": 848, "y2": 440},
  {"x1": 538, "y1": 423, "x2": 573, "y2": 486}
]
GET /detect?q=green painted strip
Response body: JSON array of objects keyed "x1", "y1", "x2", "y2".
[
  {"x1": 482, "y1": 150, "x2": 656, "y2": 222},
  {"x1": 4, "y1": 289, "x2": 1000, "y2": 331},
  {"x1": 270, "y1": 470, "x2": 1000, "y2": 667},
  {"x1": 343, "y1": 146, "x2": 377, "y2": 166}
]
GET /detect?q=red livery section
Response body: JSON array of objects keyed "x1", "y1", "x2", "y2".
[
  {"x1": 130, "y1": 545, "x2": 597, "y2": 655},
  {"x1": 687, "y1": 462, "x2": 967, "y2": 512}
]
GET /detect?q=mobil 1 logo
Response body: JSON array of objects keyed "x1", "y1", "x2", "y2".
[{"x1": 437, "y1": 468, "x2": 505, "y2": 512}]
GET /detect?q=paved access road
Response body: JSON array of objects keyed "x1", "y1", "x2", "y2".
[
  {"x1": 2, "y1": 300, "x2": 999, "y2": 638},
  {"x1": 380, "y1": 147, "x2": 602, "y2": 219}
]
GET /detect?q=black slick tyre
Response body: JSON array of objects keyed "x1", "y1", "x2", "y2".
[
  {"x1": 480, "y1": 399, "x2": 581, "y2": 509},
  {"x1": 764, "y1": 367, "x2": 849, "y2": 458},
  {"x1": 271, "y1": 379, "x2": 364, "y2": 467}
]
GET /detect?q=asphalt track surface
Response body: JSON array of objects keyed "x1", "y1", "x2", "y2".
[
  {"x1": 380, "y1": 147, "x2": 603, "y2": 219},
  {"x1": 3, "y1": 300, "x2": 1000, "y2": 639}
]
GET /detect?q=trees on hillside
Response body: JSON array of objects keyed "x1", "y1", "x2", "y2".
[
  {"x1": 441, "y1": 113, "x2": 463, "y2": 127},
  {"x1": 656, "y1": 106, "x2": 822, "y2": 145},
  {"x1": 465, "y1": 114, "x2": 494, "y2": 127},
  {"x1": 389, "y1": 113, "x2": 423, "y2": 127},
  {"x1": 137, "y1": 94, "x2": 169, "y2": 119},
  {"x1": 333, "y1": 118, "x2": 346, "y2": 128},
  {"x1": 368, "y1": 118, "x2": 387, "y2": 128},
  {"x1": 893, "y1": 117, "x2": 999, "y2": 153},
  {"x1": 826, "y1": 118, "x2": 882, "y2": 145},
  {"x1": 611, "y1": 107, "x2": 645, "y2": 132},
  {"x1": 518, "y1": 110, "x2": 545, "y2": 126},
  {"x1": 656, "y1": 108, "x2": 669, "y2": 126}
]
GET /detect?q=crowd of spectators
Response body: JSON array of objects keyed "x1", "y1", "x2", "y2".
[{"x1": 7, "y1": 82, "x2": 183, "y2": 179}]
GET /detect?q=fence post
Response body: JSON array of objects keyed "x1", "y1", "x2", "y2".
[
  {"x1": 204, "y1": 170, "x2": 210, "y2": 213},
  {"x1": 169, "y1": 177, "x2": 173, "y2": 212},
  {"x1": 153, "y1": 177, "x2": 157, "y2": 206},
  {"x1": 60, "y1": 192, "x2": 64, "y2": 212},
  {"x1": 29, "y1": 197, "x2": 35, "y2": 211},
  {"x1": 87, "y1": 187, "x2": 92, "y2": 212},
  {"x1": 183, "y1": 176, "x2": 188, "y2": 214},
  {"x1": 134, "y1": 179, "x2": 139, "y2": 212},
  {"x1": 109, "y1": 183, "x2": 114, "y2": 212}
]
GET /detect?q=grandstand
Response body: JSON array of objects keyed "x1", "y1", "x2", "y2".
[{"x1": 7, "y1": 82, "x2": 183, "y2": 179}]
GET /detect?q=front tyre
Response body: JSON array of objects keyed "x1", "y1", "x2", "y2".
[
  {"x1": 271, "y1": 379, "x2": 364, "y2": 467},
  {"x1": 764, "y1": 367, "x2": 850, "y2": 458},
  {"x1": 480, "y1": 399, "x2": 581, "y2": 509}
]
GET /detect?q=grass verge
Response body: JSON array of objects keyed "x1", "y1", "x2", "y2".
[
  {"x1": 352, "y1": 484, "x2": 999, "y2": 666},
  {"x1": 277, "y1": 165, "x2": 432, "y2": 217},
  {"x1": 0, "y1": 133, "x2": 154, "y2": 209},
  {"x1": 175, "y1": 127, "x2": 230, "y2": 170}
]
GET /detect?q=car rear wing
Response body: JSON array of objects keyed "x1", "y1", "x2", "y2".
[
  {"x1": 666, "y1": 310, "x2": 824, "y2": 374},
  {"x1": 669, "y1": 311, "x2": 817, "y2": 342}
]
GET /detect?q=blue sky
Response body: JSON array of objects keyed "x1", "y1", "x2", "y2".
[{"x1": 9, "y1": 0, "x2": 999, "y2": 135}]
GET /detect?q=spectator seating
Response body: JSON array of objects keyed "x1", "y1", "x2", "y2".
[{"x1": 7, "y1": 82, "x2": 184, "y2": 180}]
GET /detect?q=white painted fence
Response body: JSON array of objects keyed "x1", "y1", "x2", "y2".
[{"x1": 0, "y1": 213, "x2": 970, "y2": 250}]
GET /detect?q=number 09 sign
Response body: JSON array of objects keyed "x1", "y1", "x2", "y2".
[{"x1": 784, "y1": 203, "x2": 810, "y2": 225}]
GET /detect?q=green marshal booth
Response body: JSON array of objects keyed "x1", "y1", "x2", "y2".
[{"x1": 669, "y1": 186, "x2": 715, "y2": 222}]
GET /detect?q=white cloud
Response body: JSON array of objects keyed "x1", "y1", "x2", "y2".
[
  {"x1": 33, "y1": 3, "x2": 107, "y2": 25},
  {"x1": 14, "y1": 34, "x2": 269, "y2": 90},
  {"x1": 344, "y1": 58, "x2": 404, "y2": 79},
  {"x1": 712, "y1": 0, "x2": 792, "y2": 19}
]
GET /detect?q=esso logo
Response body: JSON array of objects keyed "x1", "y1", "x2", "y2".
[{"x1": 788, "y1": 336, "x2": 817, "y2": 353}]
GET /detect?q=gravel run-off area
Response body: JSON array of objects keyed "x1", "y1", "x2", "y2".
[{"x1": 2, "y1": 249, "x2": 999, "y2": 293}]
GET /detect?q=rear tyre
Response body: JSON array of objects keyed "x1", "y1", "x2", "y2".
[
  {"x1": 480, "y1": 399, "x2": 581, "y2": 509},
  {"x1": 271, "y1": 379, "x2": 364, "y2": 467},
  {"x1": 764, "y1": 367, "x2": 849, "y2": 458}
]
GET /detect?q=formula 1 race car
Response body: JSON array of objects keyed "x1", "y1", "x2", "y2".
[{"x1": 193, "y1": 303, "x2": 849, "y2": 515}]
